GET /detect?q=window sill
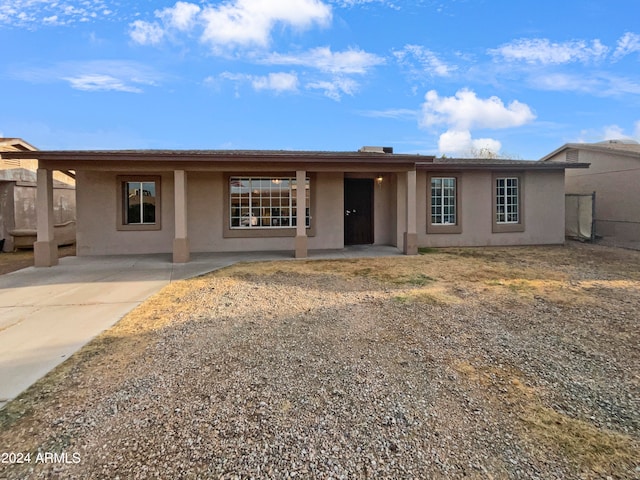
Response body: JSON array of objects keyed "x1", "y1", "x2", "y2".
[
  {"x1": 427, "y1": 224, "x2": 462, "y2": 234},
  {"x1": 224, "y1": 227, "x2": 315, "y2": 239},
  {"x1": 492, "y1": 223, "x2": 525, "y2": 233},
  {"x1": 117, "y1": 223, "x2": 162, "y2": 232}
]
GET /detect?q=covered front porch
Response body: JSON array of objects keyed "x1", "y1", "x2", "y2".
[{"x1": 6, "y1": 149, "x2": 428, "y2": 267}]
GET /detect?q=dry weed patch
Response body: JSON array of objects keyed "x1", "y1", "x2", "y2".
[
  {"x1": 453, "y1": 360, "x2": 639, "y2": 478},
  {"x1": 523, "y1": 405, "x2": 639, "y2": 478}
]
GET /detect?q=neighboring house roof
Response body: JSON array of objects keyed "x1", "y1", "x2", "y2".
[
  {"x1": 540, "y1": 141, "x2": 640, "y2": 162},
  {"x1": 0, "y1": 149, "x2": 585, "y2": 171},
  {"x1": 0, "y1": 138, "x2": 38, "y2": 152}
]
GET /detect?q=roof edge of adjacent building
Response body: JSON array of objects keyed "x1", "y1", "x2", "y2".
[{"x1": 540, "y1": 141, "x2": 640, "y2": 162}]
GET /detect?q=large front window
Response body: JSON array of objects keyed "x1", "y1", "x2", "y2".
[
  {"x1": 495, "y1": 177, "x2": 519, "y2": 224},
  {"x1": 229, "y1": 177, "x2": 310, "y2": 229}
]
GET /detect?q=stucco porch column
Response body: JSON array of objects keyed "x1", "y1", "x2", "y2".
[
  {"x1": 403, "y1": 169, "x2": 418, "y2": 255},
  {"x1": 34, "y1": 168, "x2": 58, "y2": 267},
  {"x1": 173, "y1": 170, "x2": 190, "y2": 263},
  {"x1": 294, "y1": 170, "x2": 308, "y2": 258}
]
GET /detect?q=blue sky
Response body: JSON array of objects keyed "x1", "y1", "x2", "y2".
[{"x1": 1, "y1": 0, "x2": 640, "y2": 159}]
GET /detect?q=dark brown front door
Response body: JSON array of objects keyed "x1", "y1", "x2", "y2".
[{"x1": 344, "y1": 178, "x2": 373, "y2": 245}]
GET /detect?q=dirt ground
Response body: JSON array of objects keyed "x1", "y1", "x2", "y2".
[
  {"x1": 0, "y1": 242, "x2": 638, "y2": 479},
  {"x1": 0, "y1": 245, "x2": 76, "y2": 275}
]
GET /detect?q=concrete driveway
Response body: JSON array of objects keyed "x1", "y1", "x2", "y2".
[{"x1": 0, "y1": 246, "x2": 401, "y2": 409}]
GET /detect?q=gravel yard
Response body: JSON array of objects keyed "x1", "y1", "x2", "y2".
[{"x1": 1, "y1": 243, "x2": 639, "y2": 479}]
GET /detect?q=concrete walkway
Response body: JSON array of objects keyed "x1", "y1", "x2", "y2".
[{"x1": 0, "y1": 246, "x2": 401, "y2": 409}]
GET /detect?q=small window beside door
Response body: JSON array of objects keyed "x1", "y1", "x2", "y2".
[{"x1": 117, "y1": 175, "x2": 162, "y2": 231}]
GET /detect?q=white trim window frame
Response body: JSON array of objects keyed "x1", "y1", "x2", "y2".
[
  {"x1": 431, "y1": 177, "x2": 457, "y2": 225},
  {"x1": 229, "y1": 176, "x2": 310, "y2": 229},
  {"x1": 495, "y1": 177, "x2": 519, "y2": 224}
]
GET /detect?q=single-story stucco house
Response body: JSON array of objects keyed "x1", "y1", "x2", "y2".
[
  {"x1": 0, "y1": 138, "x2": 76, "y2": 252},
  {"x1": 541, "y1": 140, "x2": 640, "y2": 243},
  {"x1": 0, "y1": 145, "x2": 587, "y2": 267}
]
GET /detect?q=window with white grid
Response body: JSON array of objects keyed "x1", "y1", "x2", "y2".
[
  {"x1": 431, "y1": 177, "x2": 457, "y2": 225},
  {"x1": 229, "y1": 177, "x2": 310, "y2": 229},
  {"x1": 495, "y1": 177, "x2": 519, "y2": 224}
]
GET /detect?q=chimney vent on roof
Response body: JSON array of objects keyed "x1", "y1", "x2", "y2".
[{"x1": 359, "y1": 146, "x2": 393, "y2": 154}]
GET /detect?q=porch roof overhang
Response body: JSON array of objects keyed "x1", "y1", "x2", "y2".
[{"x1": 0, "y1": 149, "x2": 432, "y2": 172}]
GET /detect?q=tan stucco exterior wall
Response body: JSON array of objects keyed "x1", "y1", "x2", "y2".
[
  {"x1": 76, "y1": 171, "x2": 175, "y2": 255},
  {"x1": 417, "y1": 169, "x2": 566, "y2": 247},
  {"x1": 75, "y1": 168, "x2": 566, "y2": 256},
  {"x1": 549, "y1": 149, "x2": 640, "y2": 240},
  {"x1": 76, "y1": 171, "x2": 348, "y2": 256},
  {"x1": 187, "y1": 172, "x2": 344, "y2": 253}
]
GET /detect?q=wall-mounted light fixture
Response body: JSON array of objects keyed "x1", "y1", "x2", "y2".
[{"x1": 376, "y1": 175, "x2": 384, "y2": 186}]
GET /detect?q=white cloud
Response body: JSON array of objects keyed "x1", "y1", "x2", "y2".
[
  {"x1": 43, "y1": 15, "x2": 60, "y2": 25},
  {"x1": 219, "y1": 71, "x2": 299, "y2": 94},
  {"x1": 531, "y1": 72, "x2": 640, "y2": 97},
  {"x1": 63, "y1": 74, "x2": 142, "y2": 93},
  {"x1": 330, "y1": 0, "x2": 399, "y2": 7},
  {"x1": 598, "y1": 123, "x2": 640, "y2": 142},
  {"x1": 157, "y1": 1, "x2": 201, "y2": 31},
  {"x1": 307, "y1": 77, "x2": 358, "y2": 100},
  {"x1": 393, "y1": 44, "x2": 456, "y2": 77},
  {"x1": 614, "y1": 32, "x2": 640, "y2": 59},
  {"x1": 360, "y1": 108, "x2": 417, "y2": 120},
  {"x1": 602, "y1": 125, "x2": 627, "y2": 140},
  {"x1": 576, "y1": 123, "x2": 640, "y2": 143},
  {"x1": 199, "y1": 0, "x2": 332, "y2": 49},
  {"x1": 14, "y1": 60, "x2": 161, "y2": 93},
  {"x1": 130, "y1": 0, "x2": 332, "y2": 51},
  {"x1": 420, "y1": 88, "x2": 535, "y2": 131},
  {"x1": 264, "y1": 46, "x2": 385, "y2": 74},
  {"x1": 489, "y1": 38, "x2": 609, "y2": 65},
  {"x1": 531, "y1": 73, "x2": 599, "y2": 93},
  {"x1": 438, "y1": 129, "x2": 502, "y2": 157},
  {"x1": 0, "y1": 0, "x2": 115, "y2": 27},
  {"x1": 420, "y1": 89, "x2": 534, "y2": 157},
  {"x1": 129, "y1": 20, "x2": 164, "y2": 45},
  {"x1": 252, "y1": 72, "x2": 299, "y2": 92},
  {"x1": 219, "y1": 70, "x2": 358, "y2": 100}
]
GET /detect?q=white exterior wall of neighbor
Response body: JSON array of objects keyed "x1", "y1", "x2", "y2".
[
  {"x1": 416, "y1": 169, "x2": 566, "y2": 247},
  {"x1": 548, "y1": 149, "x2": 640, "y2": 241}
]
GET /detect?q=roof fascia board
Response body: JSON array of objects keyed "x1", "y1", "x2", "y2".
[
  {"x1": 0, "y1": 150, "x2": 430, "y2": 164},
  {"x1": 417, "y1": 162, "x2": 589, "y2": 170}
]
